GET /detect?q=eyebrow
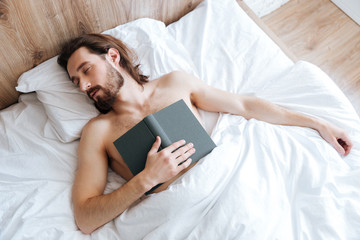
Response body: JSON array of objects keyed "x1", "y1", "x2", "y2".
[{"x1": 76, "y1": 61, "x2": 89, "y2": 73}]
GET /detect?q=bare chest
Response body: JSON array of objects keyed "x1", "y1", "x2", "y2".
[{"x1": 104, "y1": 95, "x2": 201, "y2": 180}]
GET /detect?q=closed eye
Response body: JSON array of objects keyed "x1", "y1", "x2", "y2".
[{"x1": 83, "y1": 66, "x2": 91, "y2": 74}]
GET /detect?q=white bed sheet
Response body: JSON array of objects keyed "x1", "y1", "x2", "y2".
[{"x1": 1, "y1": 0, "x2": 360, "y2": 239}]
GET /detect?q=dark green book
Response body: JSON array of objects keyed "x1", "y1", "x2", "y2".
[{"x1": 113, "y1": 99, "x2": 216, "y2": 178}]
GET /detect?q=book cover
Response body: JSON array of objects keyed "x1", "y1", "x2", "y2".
[{"x1": 113, "y1": 99, "x2": 216, "y2": 177}]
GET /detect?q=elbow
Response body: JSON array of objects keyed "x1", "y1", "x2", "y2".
[
  {"x1": 235, "y1": 97, "x2": 252, "y2": 120},
  {"x1": 238, "y1": 96, "x2": 262, "y2": 120},
  {"x1": 74, "y1": 209, "x2": 98, "y2": 234},
  {"x1": 81, "y1": 228, "x2": 95, "y2": 235},
  {"x1": 80, "y1": 228, "x2": 94, "y2": 235},
  {"x1": 75, "y1": 216, "x2": 97, "y2": 234}
]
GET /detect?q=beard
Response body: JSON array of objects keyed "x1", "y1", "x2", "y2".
[{"x1": 89, "y1": 62, "x2": 124, "y2": 114}]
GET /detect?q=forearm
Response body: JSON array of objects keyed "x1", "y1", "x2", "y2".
[
  {"x1": 241, "y1": 96, "x2": 321, "y2": 130},
  {"x1": 73, "y1": 137, "x2": 195, "y2": 234},
  {"x1": 193, "y1": 84, "x2": 321, "y2": 130},
  {"x1": 192, "y1": 80, "x2": 352, "y2": 155},
  {"x1": 74, "y1": 173, "x2": 152, "y2": 234}
]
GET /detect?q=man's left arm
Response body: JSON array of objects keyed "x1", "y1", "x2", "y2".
[{"x1": 174, "y1": 71, "x2": 353, "y2": 156}]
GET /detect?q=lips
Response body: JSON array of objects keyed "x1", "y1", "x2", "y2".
[
  {"x1": 90, "y1": 89, "x2": 98, "y2": 99},
  {"x1": 88, "y1": 87, "x2": 100, "y2": 101}
]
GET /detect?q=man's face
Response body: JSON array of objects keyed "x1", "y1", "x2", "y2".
[{"x1": 67, "y1": 47, "x2": 124, "y2": 113}]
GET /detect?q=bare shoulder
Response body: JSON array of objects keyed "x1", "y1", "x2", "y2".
[
  {"x1": 158, "y1": 71, "x2": 201, "y2": 88},
  {"x1": 82, "y1": 115, "x2": 109, "y2": 136},
  {"x1": 79, "y1": 114, "x2": 112, "y2": 149}
]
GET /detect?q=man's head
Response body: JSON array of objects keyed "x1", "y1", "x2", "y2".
[{"x1": 58, "y1": 34, "x2": 148, "y2": 113}]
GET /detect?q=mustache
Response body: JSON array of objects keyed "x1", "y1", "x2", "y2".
[{"x1": 87, "y1": 86, "x2": 102, "y2": 99}]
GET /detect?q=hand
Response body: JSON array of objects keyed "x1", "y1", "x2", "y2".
[
  {"x1": 143, "y1": 137, "x2": 195, "y2": 187},
  {"x1": 317, "y1": 120, "x2": 353, "y2": 156}
]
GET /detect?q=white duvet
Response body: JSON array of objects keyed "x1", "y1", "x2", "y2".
[
  {"x1": 114, "y1": 61, "x2": 360, "y2": 240},
  {"x1": 1, "y1": 0, "x2": 360, "y2": 239}
]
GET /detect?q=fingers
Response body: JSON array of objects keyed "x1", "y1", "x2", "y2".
[
  {"x1": 167, "y1": 140, "x2": 195, "y2": 161},
  {"x1": 331, "y1": 135, "x2": 353, "y2": 156},
  {"x1": 162, "y1": 139, "x2": 195, "y2": 166},
  {"x1": 174, "y1": 142, "x2": 194, "y2": 157},
  {"x1": 332, "y1": 139, "x2": 345, "y2": 156},
  {"x1": 175, "y1": 143, "x2": 196, "y2": 164},
  {"x1": 164, "y1": 139, "x2": 184, "y2": 153},
  {"x1": 338, "y1": 137, "x2": 353, "y2": 156},
  {"x1": 178, "y1": 157, "x2": 193, "y2": 170},
  {"x1": 318, "y1": 121, "x2": 353, "y2": 157}
]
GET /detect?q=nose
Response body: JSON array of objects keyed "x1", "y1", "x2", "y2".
[{"x1": 79, "y1": 79, "x2": 91, "y2": 92}]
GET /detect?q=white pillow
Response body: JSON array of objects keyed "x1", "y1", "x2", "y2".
[{"x1": 16, "y1": 18, "x2": 197, "y2": 143}]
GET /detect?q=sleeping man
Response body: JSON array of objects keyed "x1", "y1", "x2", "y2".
[{"x1": 57, "y1": 33, "x2": 353, "y2": 234}]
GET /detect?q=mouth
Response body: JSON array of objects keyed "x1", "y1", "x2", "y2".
[{"x1": 88, "y1": 88, "x2": 100, "y2": 101}]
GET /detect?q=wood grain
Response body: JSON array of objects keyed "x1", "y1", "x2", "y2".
[
  {"x1": 237, "y1": 0, "x2": 297, "y2": 62},
  {"x1": 0, "y1": 0, "x2": 327, "y2": 111},
  {"x1": 0, "y1": 0, "x2": 202, "y2": 109},
  {"x1": 262, "y1": 0, "x2": 360, "y2": 115}
]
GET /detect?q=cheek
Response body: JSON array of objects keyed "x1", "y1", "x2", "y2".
[{"x1": 92, "y1": 67, "x2": 107, "y2": 84}]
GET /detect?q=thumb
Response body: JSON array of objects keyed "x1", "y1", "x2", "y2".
[{"x1": 148, "y1": 136, "x2": 161, "y2": 155}]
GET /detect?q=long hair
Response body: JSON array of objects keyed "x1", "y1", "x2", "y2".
[{"x1": 57, "y1": 33, "x2": 149, "y2": 85}]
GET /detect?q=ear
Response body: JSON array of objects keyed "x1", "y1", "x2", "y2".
[{"x1": 106, "y1": 48, "x2": 120, "y2": 66}]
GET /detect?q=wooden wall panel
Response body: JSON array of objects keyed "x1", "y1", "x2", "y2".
[{"x1": 0, "y1": 0, "x2": 202, "y2": 109}]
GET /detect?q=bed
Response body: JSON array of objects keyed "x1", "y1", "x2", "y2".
[{"x1": 1, "y1": 0, "x2": 360, "y2": 239}]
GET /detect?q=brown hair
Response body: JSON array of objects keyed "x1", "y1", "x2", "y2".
[{"x1": 57, "y1": 33, "x2": 149, "y2": 85}]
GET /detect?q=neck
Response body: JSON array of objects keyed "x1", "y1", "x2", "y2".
[{"x1": 111, "y1": 71, "x2": 152, "y2": 115}]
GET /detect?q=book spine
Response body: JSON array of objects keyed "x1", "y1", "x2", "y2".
[{"x1": 144, "y1": 114, "x2": 172, "y2": 148}]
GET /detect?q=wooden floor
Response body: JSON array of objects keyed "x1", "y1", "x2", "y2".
[{"x1": 261, "y1": 0, "x2": 360, "y2": 115}]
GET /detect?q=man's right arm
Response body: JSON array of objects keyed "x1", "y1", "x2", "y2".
[{"x1": 72, "y1": 122, "x2": 194, "y2": 234}]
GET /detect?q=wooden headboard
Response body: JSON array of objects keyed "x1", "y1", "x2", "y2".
[
  {"x1": 0, "y1": 0, "x2": 203, "y2": 110},
  {"x1": 0, "y1": 0, "x2": 295, "y2": 110}
]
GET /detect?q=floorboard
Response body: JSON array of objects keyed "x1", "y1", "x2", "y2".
[{"x1": 262, "y1": 0, "x2": 360, "y2": 115}]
